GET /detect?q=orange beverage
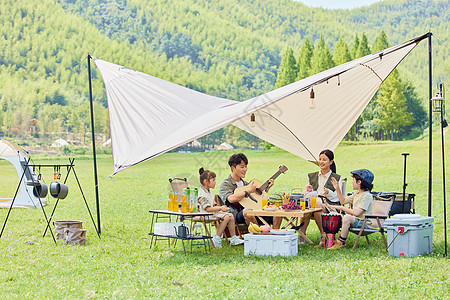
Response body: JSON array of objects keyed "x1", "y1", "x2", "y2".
[
  {"x1": 311, "y1": 197, "x2": 317, "y2": 208},
  {"x1": 300, "y1": 201, "x2": 306, "y2": 210},
  {"x1": 168, "y1": 191, "x2": 174, "y2": 211},
  {"x1": 174, "y1": 192, "x2": 179, "y2": 212},
  {"x1": 262, "y1": 197, "x2": 268, "y2": 208},
  {"x1": 181, "y1": 192, "x2": 188, "y2": 213}
]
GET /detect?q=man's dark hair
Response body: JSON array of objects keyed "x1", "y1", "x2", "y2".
[
  {"x1": 353, "y1": 174, "x2": 373, "y2": 191},
  {"x1": 228, "y1": 153, "x2": 248, "y2": 168}
]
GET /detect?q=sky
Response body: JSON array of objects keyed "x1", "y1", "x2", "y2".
[{"x1": 298, "y1": 0, "x2": 382, "y2": 9}]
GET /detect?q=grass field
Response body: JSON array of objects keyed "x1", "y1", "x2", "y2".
[{"x1": 0, "y1": 133, "x2": 449, "y2": 299}]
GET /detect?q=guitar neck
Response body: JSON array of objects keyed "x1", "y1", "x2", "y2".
[{"x1": 257, "y1": 171, "x2": 282, "y2": 193}]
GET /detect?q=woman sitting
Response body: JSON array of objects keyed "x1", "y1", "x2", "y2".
[{"x1": 300, "y1": 149, "x2": 342, "y2": 246}]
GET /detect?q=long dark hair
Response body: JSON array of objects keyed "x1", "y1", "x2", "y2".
[
  {"x1": 320, "y1": 149, "x2": 336, "y2": 173},
  {"x1": 199, "y1": 167, "x2": 216, "y2": 185}
]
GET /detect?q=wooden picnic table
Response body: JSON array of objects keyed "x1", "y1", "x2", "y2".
[{"x1": 247, "y1": 207, "x2": 323, "y2": 244}]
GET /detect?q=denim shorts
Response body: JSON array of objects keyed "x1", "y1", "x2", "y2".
[{"x1": 351, "y1": 218, "x2": 370, "y2": 229}]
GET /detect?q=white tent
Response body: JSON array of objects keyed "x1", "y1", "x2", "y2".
[
  {"x1": 51, "y1": 138, "x2": 69, "y2": 148},
  {"x1": 92, "y1": 34, "x2": 428, "y2": 174},
  {"x1": 0, "y1": 139, "x2": 46, "y2": 208},
  {"x1": 102, "y1": 138, "x2": 112, "y2": 147},
  {"x1": 217, "y1": 142, "x2": 234, "y2": 151}
]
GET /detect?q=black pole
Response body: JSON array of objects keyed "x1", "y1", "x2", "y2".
[
  {"x1": 402, "y1": 153, "x2": 409, "y2": 213},
  {"x1": 88, "y1": 54, "x2": 101, "y2": 235},
  {"x1": 428, "y1": 32, "x2": 433, "y2": 217},
  {"x1": 439, "y1": 84, "x2": 447, "y2": 257}
]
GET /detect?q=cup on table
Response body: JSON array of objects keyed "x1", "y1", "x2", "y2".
[
  {"x1": 262, "y1": 197, "x2": 268, "y2": 208},
  {"x1": 311, "y1": 197, "x2": 317, "y2": 208},
  {"x1": 300, "y1": 201, "x2": 306, "y2": 210}
]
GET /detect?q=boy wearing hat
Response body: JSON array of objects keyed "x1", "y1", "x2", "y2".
[{"x1": 328, "y1": 169, "x2": 374, "y2": 249}]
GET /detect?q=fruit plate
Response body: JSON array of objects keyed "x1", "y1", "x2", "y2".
[
  {"x1": 263, "y1": 207, "x2": 277, "y2": 211},
  {"x1": 270, "y1": 229, "x2": 296, "y2": 235}
]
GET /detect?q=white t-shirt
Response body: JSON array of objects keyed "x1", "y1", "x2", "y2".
[{"x1": 236, "y1": 180, "x2": 244, "y2": 188}]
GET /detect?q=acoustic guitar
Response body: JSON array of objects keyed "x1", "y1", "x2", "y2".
[{"x1": 233, "y1": 165, "x2": 288, "y2": 210}]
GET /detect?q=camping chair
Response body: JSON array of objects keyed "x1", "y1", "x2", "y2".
[
  {"x1": 349, "y1": 196, "x2": 394, "y2": 250},
  {"x1": 214, "y1": 195, "x2": 248, "y2": 241}
]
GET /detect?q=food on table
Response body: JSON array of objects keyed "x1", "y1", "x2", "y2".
[
  {"x1": 260, "y1": 225, "x2": 272, "y2": 233},
  {"x1": 281, "y1": 200, "x2": 302, "y2": 210},
  {"x1": 268, "y1": 193, "x2": 284, "y2": 207},
  {"x1": 263, "y1": 204, "x2": 279, "y2": 210},
  {"x1": 282, "y1": 193, "x2": 290, "y2": 204},
  {"x1": 248, "y1": 222, "x2": 262, "y2": 233}
]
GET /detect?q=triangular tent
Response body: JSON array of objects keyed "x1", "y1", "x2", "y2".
[
  {"x1": 217, "y1": 142, "x2": 234, "y2": 151},
  {"x1": 51, "y1": 138, "x2": 69, "y2": 147},
  {"x1": 0, "y1": 139, "x2": 46, "y2": 208},
  {"x1": 93, "y1": 33, "x2": 428, "y2": 174}
]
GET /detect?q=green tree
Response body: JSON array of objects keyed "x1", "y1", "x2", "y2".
[
  {"x1": 296, "y1": 37, "x2": 314, "y2": 80},
  {"x1": 356, "y1": 32, "x2": 371, "y2": 58},
  {"x1": 374, "y1": 70, "x2": 414, "y2": 140},
  {"x1": 399, "y1": 81, "x2": 427, "y2": 139},
  {"x1": 332, "y1": 37, "x2": 351, "y2": 66},
  {"x1": 350, "y1": 34, "x2": 360, "y2": 59},
  {"x1": 275, "y1": 47, "x2": 297, "y2": 88},
  {"x1": 372, "y1": 30, "x2": 390, "y2": 52},
  {"x1": 310, "y1": 36, "x2": 334, "y2": 74}
]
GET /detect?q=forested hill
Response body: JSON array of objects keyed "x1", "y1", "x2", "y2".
[{"x1": 0, "y1": 0, "x2": 448, "y2": 142}]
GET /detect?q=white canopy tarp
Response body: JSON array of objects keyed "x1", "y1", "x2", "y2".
[{"x1": 93, "y1": 34, "x2": 428, "y2": 174}]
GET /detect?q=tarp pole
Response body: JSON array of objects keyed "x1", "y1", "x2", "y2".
[
  {"x1": 428, "y1": 32, "x2": 432, "y2": 217},
  {"x1": 88, "y1": 54, "x2": 101, "y2": 235},
  {"x1": 438, "y1": 83, "x2": 447, "y2": 257}
]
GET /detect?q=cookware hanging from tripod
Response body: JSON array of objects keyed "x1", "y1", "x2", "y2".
[{"x1": 50, "y1": 182, "x2": 69, "y2": 199}]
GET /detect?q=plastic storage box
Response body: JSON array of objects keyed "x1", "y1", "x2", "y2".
[
  {"x1": 244, "y1": 233, "x2": 298, "y2": 257},
  {"x1": 154, "y1": 222, "x2": 183, "y2": 236},
  {"x1": 384, "y1": 214, "x2": 433, "y2": 257}
]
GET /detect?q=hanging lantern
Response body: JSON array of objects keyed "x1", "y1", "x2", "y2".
[
  {"x1": 250, "y1": 113, "x2": 256, "y2": 127},
  {"x1": 431, "y1": 93, "x2": 444, "y2": 113},
  {"x1": 309, "y1": 87, "x2": 315, "y2": 109}
]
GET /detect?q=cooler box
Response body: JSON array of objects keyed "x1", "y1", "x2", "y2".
[
  {"x1": 384, "y1": 214, "x2": 433, "y2": 257},
  {"x1": 154, "y1": 222, "x2": 183, "y2": 236},
  {"x1": 244, "y1": 233, "x2": 298, "y2": 257}
]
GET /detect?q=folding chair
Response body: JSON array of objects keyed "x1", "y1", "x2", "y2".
[
  {"x1": 214, "y1": 195, "x2": 248, "y2": 241},
  {"x1": 349, "y1": 196, "x2": 394, "y2": 249}
]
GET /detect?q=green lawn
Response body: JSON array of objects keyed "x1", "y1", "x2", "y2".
[{"x1": 0, "y1": 134, "x2": 449, "y2": 299}]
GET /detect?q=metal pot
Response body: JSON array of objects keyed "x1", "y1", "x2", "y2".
[
  {"x1": 50, "y1": 182, "x2": 69, "y2": 199},
  {"x1": 33, "y1": 183, "x2": 48, "y2": 198}
]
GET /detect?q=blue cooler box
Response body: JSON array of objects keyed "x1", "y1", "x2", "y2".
[
  {"x1": 384, "y1": 214, "x2": 433, "y2": 257},
  {"x1": 244, "y1": 233, "x2": 298, "y2": 257}
]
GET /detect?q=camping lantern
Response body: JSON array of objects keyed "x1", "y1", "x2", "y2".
[
  {"x1": 250, "y1": 113, "x2": 256, "y2": 127},
  {"x1": 309, "y1": 87, "x2": 315, "y2": 109},
  {"x1": 432, "y1": 92, "x2": 444, "y2": 113}
]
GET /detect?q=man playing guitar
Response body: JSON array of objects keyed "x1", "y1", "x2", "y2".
[{"x1": 219, "y1": 153, "x2": 282, "y2": 228}]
